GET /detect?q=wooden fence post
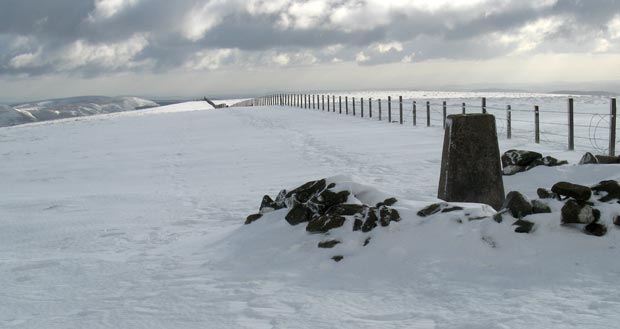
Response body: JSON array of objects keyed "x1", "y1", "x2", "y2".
[
  {"x1": 321, "y1": 95, "x2": 324, "y2": 110},
  {"x1": 507, "y1": 105, "x2": 512, "y2": 139},
  {"x1": 482, "y1": 97, "x2": 487, "y2": 114},
  {"x1": 388, "y1": 96, "x2": 392, "y2": 122},
  {"x1": 378, "y1": 99, "x2": 382, "y2": 120},
  {"x1": 399, "y1": 96, "x2": 403, "y2": 124},
  {"x1": 462, "y1": 102, "x2": 466, "y2": 114},
  {"x1": 327, "y1": 95, "x2": 330, "y2": 111},
  {"x1": 610, "y1": 98, "x2": 617, "y2": 156},
  {"x1": 361, "y1": 97, "x2": 364, "y2": 118},
  {"x1": 346, "y1": 96, "x2": 349, "y2": 114},
  {"x1": 339, "y1": 96, "x2": 342, "y2": 114},
  {"x1": 369, "y1": 98, "x2": 372, "y2": 118},
  {"x1": 442, "y1": 101, "x2": 447, "y2": 128},
  {"x1": 426, "y1": 101, "x2": 430, "y2": 127},
  {"x1": 413, "y1": 101, "x2": 417, "y2": 126},
  {"x1": 535, "y1": 105, "x2": 540, "y2": 144},
  {"x1": 353, "y1": 97, "x2": 356, "y2": 116},
  {"x1": 568, "y1": 98, "x2": 574, "y2": 150},
  {"x1": 332, "y1": 95, "x2": 335, "y2": 112}
]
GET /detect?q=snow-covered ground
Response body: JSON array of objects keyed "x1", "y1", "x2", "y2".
[{"x1": 2, "y1": 99, "x2": 620, "y2": 328}]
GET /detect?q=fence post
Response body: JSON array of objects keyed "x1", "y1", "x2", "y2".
[
  {"x1": 568, "y1": 98, "x2": 574, "y2": 151},
  {"x1": 378, "y1": 99, "x2": 382, "y2": 120},
  {"x1": 388, "y1": 96, "x2": 392, "y2": 122},
  {"x1": 413, "y1": 101, "x2": 417, "y2": 126},
  {"x1": 327, "y1": 95, "x2": 330, "y2": 112},
  {"x1": 339, "y1": 96, "x2": 342, "y2": 114},
  {"x1": 346, "y1": 97, "x2": 349, "y2": 114},
  {"x1": 462, "y1": 102, "x2": 465, "y2": 114},
  {"x1": 482, "y1": 97, "x2": 487, "y2": 114},
  {"x1": 361, "y1": 98, "x2": 364, "y2": 118},
  {"x1": 535, "y1": 105, "x2": 540, "y2": 144},
  {"x1": 399, "y1": 96, "x2": 403, "y2": 124},
  {"x1": 321, "y1": 95, "x2": 324, "y2": 110},
  {"x1": 353, "y1": 97, "x2": 356, "y2": 116},
  {"x1": 507, "y1": 105, "x2": 512, "y2": 139},
  {"x1": 426, "y1": 101, "x2": 430, "y2": 127},
  {"x1": 442, "y1": 101, "x2": 447, "y2": 128},
  {"x1": 332, "y1": 95, "x2": 336, "y2": 113},
  {"x1": 369, "y1": 98, "x2": 372, "y2": 118},
  {"x1": 610, "y1": 98, "x2": 617, "y2": 156}
]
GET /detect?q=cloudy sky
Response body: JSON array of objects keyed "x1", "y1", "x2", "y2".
[{"x1": 1, "y1": 0, "x2": 620, "y2": 101}]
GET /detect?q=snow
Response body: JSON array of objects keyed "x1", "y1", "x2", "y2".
[{"x1": 2, "y1": 97, "x2": 620, "y2": 328}]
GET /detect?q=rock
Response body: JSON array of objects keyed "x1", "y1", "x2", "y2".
[
  {"x1": 551, "y1": 182, "x2": 592, "y2": 201},
  {"x1": 376, "y1": 197, "x2": 397, "y2": 207},
  {"x1": 286, "y1": 179, "x2": 327, "y2": 204},
  {"x1": 614, "y1": 216, "x2": 620, "y2": 226},
  {"x1": 310, "y1": 189, "x2": 350, "y2": 214},
  {"x1": 502, "y1": 165, "x2": 526, "y2": 176},
  {"x1": 326, "y1": 204, "x2": 365, "y2": 216},
  {"x1": 513, "y1": 219, "x2": 535, "y2": 233},
  {"x1": 584, "y1": 222, "x2": 607, "y2": 237},
  {"x1": 561, "y1": 199, "x2": 597, "y2": 224},
  {"x1": 285, "y1": 204, "x2": 313, "y2": 225},
  {"x1": 353, "y1": 218, "x2": 363, "y2": 231},
  {"x1": 438, "y1": 114, "x2": 505, "y2": 210},
  {"x1": 492, "y1": 211, "x2": 504, "y2": 223},
  {"x1": 378, "y1": 206, "x2": 401, "y2": 226},
  {"x1": 259, "y1": 195, "x2": 284, "y2": 214},
  {"x1": 526, "y1": 156, "x2": 568, "y2": 170},
  {"x1": 332, "y1": 255, "x2": 344, "y2": 262},
  {"x1": 537, "y1": 188, "x2": 557, "y2": 199},
  {"x1": 531, "y1": 200, "x2": 552, "y2": 214},
  {"x1": 591, "y1": 180, "x2": 620, "y2": 202},
  {"x1": 361, "y1": 209, "x2": 378, "y2": 233},
  {"x1": 363, "y1": 237, "x2": 371, "y2": 246},
  {"x1": 318, "y1": 240, "x2": 341, "y2": 248},
  {"x1": 502, "y1": 191, "x2": 533, "y2": 218},
  {"x1": 245, "y1": 213, "x2": 263, "y2": 225},
  {"x1": 501, "y1": 149, "x2": 543, "y2": 167},
  {"x1": 579, "y1": 152, "x2": 620, "y2": 165},
  {"x1": 306, "y1": 213, "x2": 347, "y2": 233},
  {"x1": 417, "y1": 202, "x2": 464, "y2": 217}
]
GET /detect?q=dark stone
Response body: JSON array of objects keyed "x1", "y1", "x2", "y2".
[
  {"x1": 493, "y1": 211, "x2": 504, "y2": 223},
  {"x1": 537, "y1": 188, "x2": 557, "y2": 199},
  {"x1": 353, "y1": 218, "x2": 363, "y2": 231},
  {"x1": 438, "y1": 114, "x2": 505, "y2": 210},
  {"x1": 361, "y1": 209, "x2": 378, "y2": 233},
  {"x1": 502, "y1": 191, "x2": 533, "y2": 218},
  {"x1": 326, "y1": 204, "x2": 365, "y2": 216},
  {"x1": 275, "y1": 189, "x2": 287, "y2": 205},
  {"x1": 306, "y1": 213, "x2": 347, "y2": 233},
  {"x1": 502, "y1": 165, "x2": 526, "y2": 176},
  {"x1": 551, "y1": 182, "x2": 592, "y2": 201},
  {"x1": 332, "y1": 255, "x2": 344, "y2": 262},
  {"x1": 318, "y1": 240, "x2": 341, "y2": 248},
  {"x1": 614, "y1": 216, "x2": 620, "y2": 226},
  {"x1": 379, "y1": 206, "x2": 401, "y2": 226},
  {"x1": 513, "y1": 219, "x2": 535, "y2": 233},
  {"x1": 285, "y1": 204, "x2": 313, "y2": 225},
  {"x1": 584, "y1": 222, "x2": 607, "y2": 237},
  {"x1": 310, "y1": 190, "x2": 350, "y2": 214},
  {"x1": 417, "y1": 203, "x2": 443, "y2": 217},
  {"x1": 531, "y1": 200, "x2": 552, "y2": 214},
  {"x1": 286, "y1": 179, "x2": 327, "y2": 203},
  {"x1": 591, "y1": 180, "x2": 620, "y2": 202},
  {"x1": 443, "y1": 206, "x2": 464, "y2": 213},
  {"x1": 501, "y1": 149, "x2": 543, "y2": 167},
  {"x1": 244, "y1": 213, "x2": 263, "y2": 225},
  {"x1": 363, "y1": 237, "x2": 371, "y2": 246},
  {"x1": 376, "y1": 197, "x2": 397, "y2": 207},
  {"x1": 327, "y1": 183, "x2": 336, "y2": 189},
  {"x1": 526, "y1": 156, "x2": 568, "y2": 170},
  {"x1": 561, "y1": 199, "x2": 597, "y2": 224},
  {"x1": 259, "y1": 195, "x2": 284, "y2": 214},
  {"x1": 580, "y1": 152, "x2": 620, "y2": 165}
]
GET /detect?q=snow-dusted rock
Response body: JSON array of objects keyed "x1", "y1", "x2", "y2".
[
  {"x1": 561, "y1": 200, "x2": 599, "y2": 224},
  {"x1": 502, "y1": 191, "x2": 532, "y2": 218},
  {"x1": 552, "y1": 182, "x2": 592, "y2": 201}
]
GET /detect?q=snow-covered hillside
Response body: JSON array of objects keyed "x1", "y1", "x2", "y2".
[
  {"x1": 2, "y1": 100, "x2": 620, "y2": 328},
  {"x1": 0, "y1": 96, "x2": 158, "y2": 127}
]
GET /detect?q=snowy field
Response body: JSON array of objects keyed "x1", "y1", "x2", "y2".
[{"x1": 2, "y1": 98, "x2": 620, "y2": 328}]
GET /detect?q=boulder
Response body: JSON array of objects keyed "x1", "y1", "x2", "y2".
[
  {"x1": 551, "y1": 182, "x2": 592, "y2": 201},
  {"x1": 318, "y1": 240, "x2": 341, "y2": 248},
  {"x1": 378, "y1": 206, "x2": 401, "y2": 226},
  {"x1": 584, "y1": 222, "x2": 607, "y2": 237},
  {"x1": 579, "y1": 152, "x2": 598, "y2": 164},
  {"x1": 502, "y1": 165, "x2": 526, "y2": 176},
  {"x1": 614, "y1": 216, "x2": 620, "y2": 226},
  {"x1": 361, "y1": 210, "x2": 378, "y2": 233},
  {"x1": 502, "y1": 191, "x2": 533, "y2": 218},
  {"x1": 259, "y1": 195, "x2": 284, "y2": 214},
  {"x1": 285, "y1": 204, "x2": 313, "y2": 225},
  {"x1": 306, "y1": 213, "x2": 347, "y2": 233},
  {"x1": 286, "y1": 179, "x2": 327, "y2": 204},
  {"x1": 591, "y1": 180, "x2": 620, "y2": 202},
  {"x1": 536, "y1": 188, "x2": 557, "y2": 199},
  {"x1": 579, "y1": 152, "x2": 620, "y2": 165},
  {"x1": 502, "y1": 149, "x2": 543, "y2": 167},
  {"x1": 245, "y1": 213, "x2": 263, "y2": 225},
  {"x1": 513, "y1": 219, "x2": 535, "y2": 233},
  {"x1": 561, "y1": 200, "x2": 597, "y2": 224},
  {"x1": 531, "y1": 200, "x2": 552, "y2": 214},
  {"x1": 376, "y1": 197, "x2": 398, "y2": 207}
]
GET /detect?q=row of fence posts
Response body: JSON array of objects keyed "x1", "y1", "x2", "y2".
[{"x1": 249, "y1": 94, "x2": 618, "y2": 156}]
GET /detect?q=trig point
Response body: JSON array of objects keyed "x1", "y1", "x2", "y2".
[{"x1": 438, "y1": 114, "x2": 505, "y2": 210}]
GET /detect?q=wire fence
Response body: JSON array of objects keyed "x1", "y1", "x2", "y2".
[{"x1": 232, "y1": 93, "x2": 619, "y2": 155}]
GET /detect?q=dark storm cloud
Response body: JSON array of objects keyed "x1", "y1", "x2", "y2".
[{"x1": 0, "y1": 0, "x2": 619, "y2": 77}]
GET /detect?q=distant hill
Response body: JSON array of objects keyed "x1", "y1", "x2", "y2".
[
  {"x1": 549, "y1": 90, "x2": 618, "y2": 97},
  {"x1": 470, "y1": 88, "x2": 531, "y2": 93},
  {"x1": 0, "y1": 96, "x2": 158, "y2": 128}
]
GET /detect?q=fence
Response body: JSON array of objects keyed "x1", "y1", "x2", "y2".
[{"x1": 232, "y1": 93, "x2": 619, "y2": 156}]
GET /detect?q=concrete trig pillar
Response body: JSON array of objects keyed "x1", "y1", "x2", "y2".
[{"x1": 438, "y1": 114, "x2": 505, "y2": 210}]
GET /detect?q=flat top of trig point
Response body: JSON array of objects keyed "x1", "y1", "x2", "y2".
[{"x1": 447, "y1": 113, "x2": 494, "y2": 118}]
